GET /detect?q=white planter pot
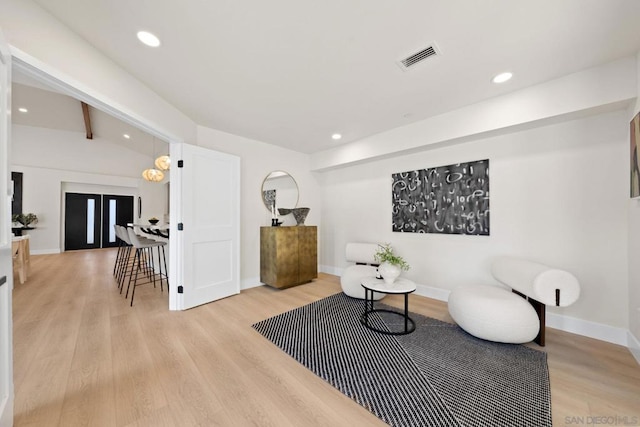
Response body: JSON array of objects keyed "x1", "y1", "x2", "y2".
[{"x1": 378, "y1": 262, "x2": 401, "y2": 284}]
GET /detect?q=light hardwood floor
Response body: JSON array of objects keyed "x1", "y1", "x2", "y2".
[{"x1": 12, "y1": 249, "x2": 640, "y2": 426}]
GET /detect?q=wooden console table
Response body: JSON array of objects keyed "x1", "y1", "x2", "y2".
[{"x1": 12, "y1": 227, "x2": 34, "y2": 236}]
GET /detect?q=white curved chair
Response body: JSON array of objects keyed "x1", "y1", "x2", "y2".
[
  {"x1": 448, "y1": 257, "x2": 581, "y2": 345},
  {"x1": 340, "y1": 243, "x2": 385, "y2": 300},
  {"x1": 449, "y1": 284, "x2": 539, "y2": 344}
]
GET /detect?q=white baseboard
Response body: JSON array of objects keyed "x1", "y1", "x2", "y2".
[
  {"x1": 628, "y1": 331, "x2": 640, "y2": 365},
  {"x1": 546, "y1": 312, "x2": 628, "y2": 347},
  {"x1": 319, "y1": 265, "x2": 343, "y2": 277},
  {"x1": 243, "y1": 267, "x2": 342, "y2": 290},
  {"x1": 241, "y1": 276, "x2": 263, "y2": 291},
  {"x1": 414, "y1": 284, "x2": 451, "y2": 302},
  {"x1": 30, "y1": 248, "x2": 61, "y2": 255}
]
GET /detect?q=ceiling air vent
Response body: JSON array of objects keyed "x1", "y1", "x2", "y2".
[{"x1": 397, "y1": 43, "x2": 441, "y2": 71}]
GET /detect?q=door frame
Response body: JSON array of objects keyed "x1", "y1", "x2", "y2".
[
  {"x1": 0, "y1": 25, "x2": 13, "y2": 427},
  {"x1": 11, "y1": 52, "x2": 183, "y2": 310}
]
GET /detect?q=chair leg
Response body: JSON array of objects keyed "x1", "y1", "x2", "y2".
[
  {"x1": 130, "y1": 255, "x2": 140, "y2": 307},
  {"x1": 113, "y1": 240, "x2": 122, "y2": 276},
  {"x1": 161, "y1": 245, "x2": 169, "y2": 290},
  {"x1": 121, "y1": 241, "x2": 168, "y2": 306},
  {"x1": 150, "y1": 247, "x2": 157, "y2": 288},
  {"x1": 145, "y1": 247, "x2": 156, "y2": 288},
  {"x1": 156, "y1": 245, "x2": 163, "y2": 292},
  {"x1": 119, "y1": 245, "x2": 133, "y2": 293},
  {"x1": 125, "y1": 249, "x2": 140, "y2": 299}
]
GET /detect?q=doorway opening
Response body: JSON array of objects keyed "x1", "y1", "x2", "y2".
[{"x1": 11, "y1": 52, "x2": 180, "y2": 305}]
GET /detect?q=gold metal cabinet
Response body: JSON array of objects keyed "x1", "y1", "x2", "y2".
[{"x1": 260, "y1": 226, "x2": 317, "y2": 288}]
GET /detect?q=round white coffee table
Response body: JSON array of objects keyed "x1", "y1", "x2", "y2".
[{"x1": 360, "y1": 276, "x2": 416, "y2": 335}]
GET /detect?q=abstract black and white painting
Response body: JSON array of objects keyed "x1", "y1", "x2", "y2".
[{"x1": 392, "y1": 159, "x2": 490, "y2": 235}]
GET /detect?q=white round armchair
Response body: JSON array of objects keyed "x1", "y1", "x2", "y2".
[{"x1": 340, "y1": 243, "x2": 386, "y2": 300}]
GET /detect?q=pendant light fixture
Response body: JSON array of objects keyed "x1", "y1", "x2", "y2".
[
  {"x1": 154, "y1": 154, "x2": 171, "y2": 171},
  {"x1": 142, "y1": 137, "x2": 165, "y2": 182},
  {"x1": 142, "y1": 168, "x2": 164, "y2": 182}
]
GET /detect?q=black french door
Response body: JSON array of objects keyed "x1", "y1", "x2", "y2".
[
  {"x1": 64, "y1": 193, "x2": 134, "y2": 251},
  {"x1": 102, "y1": 195, "x2": 134, "y2": 248},
  {"x1": 64, "y1": 193, "x2": 101, "y2": 250}
]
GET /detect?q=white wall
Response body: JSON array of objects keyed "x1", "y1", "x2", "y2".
[
  {"x1": 196, "y1": 126, "x2": 321, "y2": 288},
  {"x1": 318, "y1": 110, "x2": 629, "y2": 330},
  {"x1": 11, "y1": 124, "x2": 167, "y2": 252},
  {"x1": 628, "y1": 52, "x2": 640, "y2": 356}
]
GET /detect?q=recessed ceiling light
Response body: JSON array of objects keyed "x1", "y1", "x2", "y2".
[
  {"x1": 18, "y1": 107, "x2": 28, "y2": 113},
  {"x1": 123, "y1": 134, "x2": 131, "y2": 139},
  {"x1": 492, "y1": 72, "x2": 513, "y2": 84},
  {"x1": 331, "y1": 133, "x2": 342, "y2": 140},
  {"x1": 137, "y1": 31, "x2": 161, "y2": 47}
]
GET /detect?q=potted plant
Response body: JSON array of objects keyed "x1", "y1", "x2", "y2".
[
  {"x1": 374, "y1": 243, "x2": 410, "y2": 284},
  {"x1": 12, "y1": 213, "x2": 38, "y2": 228}
]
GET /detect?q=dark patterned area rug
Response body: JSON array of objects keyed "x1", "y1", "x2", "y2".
[{"x1": 252, "y1": 292, "x2": 552, "y2": 427}]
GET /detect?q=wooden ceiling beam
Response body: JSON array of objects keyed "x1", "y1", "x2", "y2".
[{"x1": 81, "y1": 101, "x2": 93, "y2": 139}]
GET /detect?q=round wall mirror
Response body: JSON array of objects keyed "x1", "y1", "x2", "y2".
[{"x1": 261, "y1": 171, "x2": 298, "y2": 212}]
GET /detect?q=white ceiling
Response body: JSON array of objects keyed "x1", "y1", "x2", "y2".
[
  {"x1": 21, "y1": 0, "x2": 640, "y2": 154},
  {"x1": 12, "y1": 75, "x2": 167, "y2": 157}
]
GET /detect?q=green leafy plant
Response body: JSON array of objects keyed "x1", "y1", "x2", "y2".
[
  {"x1": 374, "y1": 243, "x2": 410, "y2": 271},
  {"x1": 12, "y1": 213, "x2": 38, "y2": 227}
]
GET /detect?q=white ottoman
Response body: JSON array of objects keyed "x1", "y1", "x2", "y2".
[{"x1": 448, "y1": 284, "x2": 539, "y2": 344}]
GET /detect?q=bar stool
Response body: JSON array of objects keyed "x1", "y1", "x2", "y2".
[
  {"x1": 125, "y1": 227, "x2": 168, "y2": 306},
  {"x1": 113, "y1": 225, "x2": 134, "y2": 291},
  {"x1": 114, "y1": 225, "x2": 164, "y2": 293},
  {"x1": 140, "y1": 227, "x2": 169, "y2": 293},
  {"x1": 113, "y1": 225, "x2": 125, "y2": 275},
  {"x1": 132, "y1": 226, "x2": 168, "y2": 290}
]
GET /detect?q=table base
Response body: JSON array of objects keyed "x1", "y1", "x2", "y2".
[{"x1": 360, "y1": 287, "x2": 416, "y2": 335}]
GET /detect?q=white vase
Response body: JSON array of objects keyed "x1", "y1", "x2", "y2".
[{"x1": 378, "y1": 262, "x2": 401, "y2": 284}]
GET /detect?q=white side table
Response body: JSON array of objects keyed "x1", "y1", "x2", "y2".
[{"x1": 360, "y1": 276, "x2": 416, "y2": 335}]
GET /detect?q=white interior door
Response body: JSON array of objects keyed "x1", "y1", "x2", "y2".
[
  {"x1": 0, "y1": 26, "x2": 14, "y2": 427},
  {"x1": 172, "y1": 142, "x2": 240, "y2": 310}
]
